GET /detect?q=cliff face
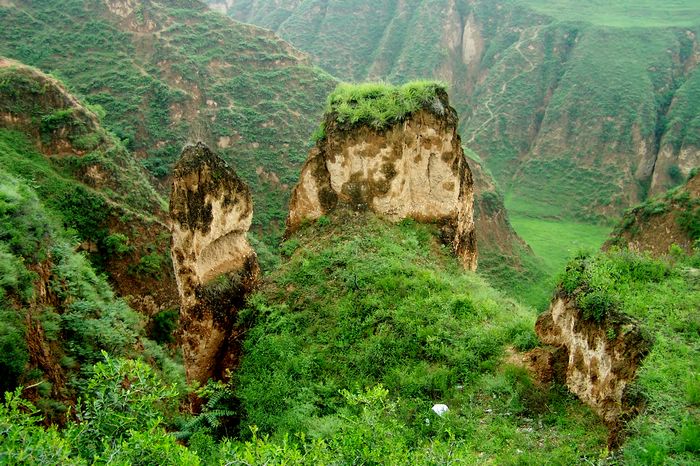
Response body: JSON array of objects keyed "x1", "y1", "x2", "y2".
[
  {"x1": 534, "y1": 294, "x2": 652, "y2": 445},
  {"x1": 287, "y1": 88, "x2": 477, "y2": 270},
  {"x1": 170, "y1": 142, "x2": 259, "y2": 384}
]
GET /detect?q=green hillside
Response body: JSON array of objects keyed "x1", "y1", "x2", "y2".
[
  {"x1": 0, "y1": 0, "x2": 336, "y2": 243},
  {"x1": 0, "y1": 165, "x2": 183, "y2": 423},
  {"x1": 0, "y1": 2, "x2": 697, "y2": 464},
  {"x1": 216, "y1": 0, "x2": 700, "y2": 225},
  {"x1": 225, "y1": 211, "x2": 608, "y2": 463},
  {"x1": 3, "y1": 206, "x2": 697, "y2": 463},
  {"x1": 0, "y1": 210, "x2": 612, "y2": 463},
  {"x1": 516, "y1": 0, "x2": 700, "y2": 28}
]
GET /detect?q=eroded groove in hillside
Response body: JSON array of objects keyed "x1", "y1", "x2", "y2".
[{"x1": 466, "y1": 27, "x2": 541, "y2": 146}]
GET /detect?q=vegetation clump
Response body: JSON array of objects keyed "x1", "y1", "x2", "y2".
[{"x1": 318, "y1": 81, "x2": 448, "y2": 138}]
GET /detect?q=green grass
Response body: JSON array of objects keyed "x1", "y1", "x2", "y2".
[
  {"x1": 508, "y1": 214, "x2": 612, "y2": 276},
  {"x1": 515, "y1": 0, "x2": 700, "y2": 28},
  {"x1": 215, "y1": 210, "x2": 609, "y2": 463},
  {"x1": 321, "y1": 80, "x2": 447, "y2": 135}
]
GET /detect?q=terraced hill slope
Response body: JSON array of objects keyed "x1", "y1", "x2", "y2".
[
  {"x1": 0, "y1": 58, "x2": 177, "y2": 313},
  {"x1": 214, "y1": 0, "x2": 700, "y2": 223},
  {"x1": 0, "y1": 0, "x2": 337, "y2": 242}
]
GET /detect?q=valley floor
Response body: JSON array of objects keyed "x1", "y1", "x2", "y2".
[{"x1": 509, "y1": 214, "x2": 612, "y2": 276}]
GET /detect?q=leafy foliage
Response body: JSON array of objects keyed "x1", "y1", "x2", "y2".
[
  {"x1": 0, "y1": 166, "x2": 180, "y2": 416},
  {"x1": 68, "y1": 353, "x2": 180, "y2": 458},
  {"x1": 0, "y1": 356, "x2": 191, "y2": 465}
]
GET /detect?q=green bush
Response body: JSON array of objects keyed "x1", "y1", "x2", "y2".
[
  {"x1": 68, "y1": 353, "x2": 180, "y2": 458},
  {"x1": 149, "y1": 309, "x2": 179, "y2": 345},
  {"x1": 576, "y1": 289, "x2": 617, "y2": 322},
  {"x1": 40, "y1": 109, "x2": 74, "y2": 133},
  {"x1": 132, "y1": 252, "x2": 164, "y2": 278},
  {"x1": 279, "y1": 238, "x2": 300, "y2": 258},
  {"x1": 0, "y1": 313, "x2": 28, "y2": 394},
  {"x1": 0, "y1": 389, "x2": 77, "y2": 465},
  {"x1": 668, "y1": 164, "x2": 684, "y2": 185},
  {"x1": 104, "y1": 232, "x2": 132, "y2": 255}
]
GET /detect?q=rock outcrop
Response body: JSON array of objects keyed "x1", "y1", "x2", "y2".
[
  {"x1": 535, "y1": 293, "x2": 652, "y2": 445},
  {"x1": 286, "y1": 87, "x2": 477, "y2": 270},
  {"x1": 171, "y1": 142, "x2": 259, "y2": 384}
]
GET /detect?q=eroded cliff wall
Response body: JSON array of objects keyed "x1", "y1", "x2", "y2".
[
  {"x1": 171, "y1": 142, "x2": 259, "y2": 384},
  {"x1": 535, "y1": 294, "x2": 652, "y2": 444},
  {"x1": 607, "y1": 171, "x2": 700, "y2": 256}
]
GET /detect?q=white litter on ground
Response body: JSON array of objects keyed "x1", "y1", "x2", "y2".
[{"x1": 431, "y1": 404, "x2": 449, "y2": 416}]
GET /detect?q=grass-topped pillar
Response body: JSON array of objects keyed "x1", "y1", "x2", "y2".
[
  {"x1": 170, "y1": 142, "x2": 259, "y2": 384},
  {"x1": 286, "y1": 82, "x2": 478, "y2": 270}
]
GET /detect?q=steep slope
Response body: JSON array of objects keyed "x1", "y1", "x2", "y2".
[
  {"x1": 224, "y1": 211, "x2": 608, "y2": 463},
  {"x1": 0, "y1": 58, "x2": 177, "y2": 314},
  {"x1": 607, "y1": 170, "x2": 700, "y2": 255},
  {"x1": 214, "y1": 0, "x2": 700, "y2": 221},
  {"x1": 0, "y1": 166, "x2": 182, "y2": 423},
  {"x1": 0, "y1": 0, "x2": 336, "y2": 242}
]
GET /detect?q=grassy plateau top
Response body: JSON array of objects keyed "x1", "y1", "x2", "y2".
[{"x1": 322, "y1": 81, "x2": 449, "y2": 133}]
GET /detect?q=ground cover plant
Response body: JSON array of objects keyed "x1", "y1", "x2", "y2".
[
  {"x1": 508, "y1": 212, "x2": 612, "y2": 277},
  {"x1": 514, "y1": 0, "x2": 700, "y2": 28},
  {"x1": 219, "y1": 211, "x2": 609, "y2": 463},
  {"x1": 0, "y1": 166, "x2": 183, "y2": 422}
]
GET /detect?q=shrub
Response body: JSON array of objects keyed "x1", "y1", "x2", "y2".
[
  {"x1": 0, "y1": 313, "x2": 28, "y2": 393},
  {"x1": 149, "y1": 309, "x2": 178, "y2": 344},
  {"x1": 132, "y1": 252, "x2": 164, "y2": 278},
  {"x1": 68, "y1": 353, "x2": 179, "y2": 458},
  {"x1": 576, "y1": 289, "x2": 617, "y2": 322},
  {"x1": 668, "y1": 164, "x2": 684, "y2": 185},
  {"x1": 280, "y1": 238, "x2": 300, "y2": 258},
  {"x1": 0, "y1": 389, "x2": 77, "y2": 465},
  {"x1": 40, "y1": 109, "x2": 75, "y2": 133},
  {"x1": 104, "y1": 232, "x2": 132, "y2": 255}
]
